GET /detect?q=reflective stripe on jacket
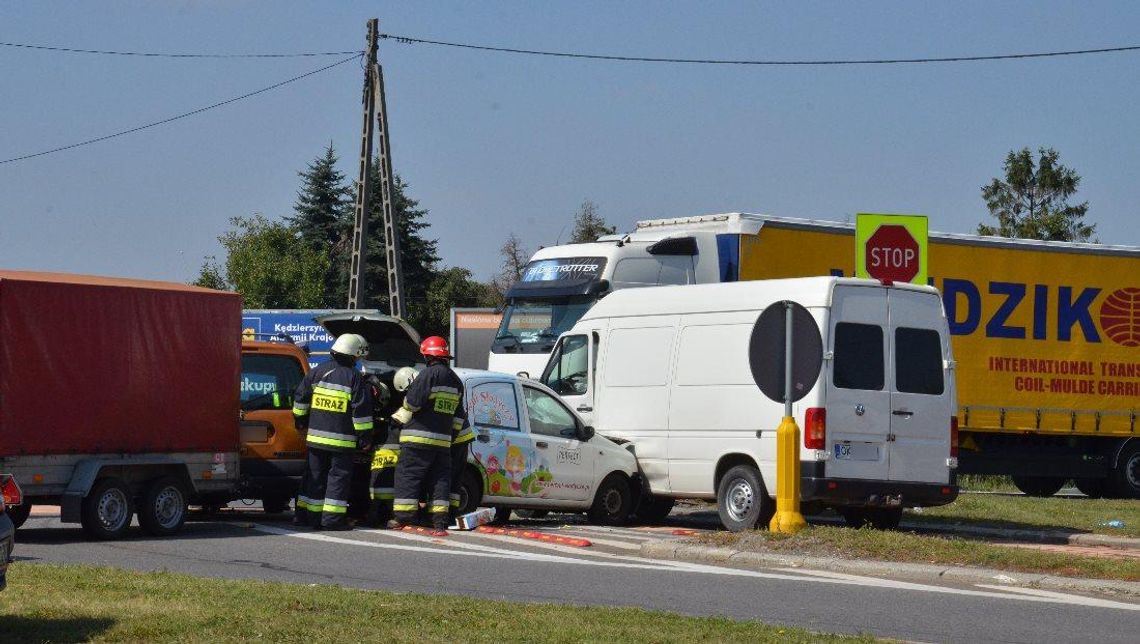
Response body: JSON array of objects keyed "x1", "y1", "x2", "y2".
[
  {"x1": 293, "y1": 360, "x2": 373, "y2": 453},
  {"x1": 399, "y1": 362, "x2": 468, "y2": 450}
]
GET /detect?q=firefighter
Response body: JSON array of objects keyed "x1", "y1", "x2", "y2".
[
  {"x1": 389, "y1": 336, "x2": 467, "y2": 536},
  {"x1": 292, "y1": 333, "x2": 373, "y2": 530},
  {"x1": 366, "y1": 367, "x2": 417, "y2": 527}
]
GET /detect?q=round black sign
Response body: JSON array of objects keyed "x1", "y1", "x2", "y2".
[{"x1": 748, "y1": 301, "x2": 823, "y2": 404}]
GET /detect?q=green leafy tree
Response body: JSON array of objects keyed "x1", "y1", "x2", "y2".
[
  {"x1": 978, "y1": 147, "x2": 1096, "y2": 242},
  {"x1": 569, "y1": 199, "x2": 616, "y2": 243},
  {"x1": 193, "y1": 215, "x2": 328, "y2": 308},
  {"x1": 415, "y1": 266, "x2": 500, "y2": 337},
  {"x1": 288, "y1": 143, "x2": 354, "y2": 305}
]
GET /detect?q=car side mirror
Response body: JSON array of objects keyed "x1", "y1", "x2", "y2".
[{"x1": 578, "y1": 425, "x2": 595, "y2": 441}]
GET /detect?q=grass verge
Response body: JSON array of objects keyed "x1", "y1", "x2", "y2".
[
  {"x1": 907, "y1": 494, "x2": 1140, "y2": 538},
  {"x1": 1, "y1": 563, "x2": 871, "y2": 643},
  {"x1": 956, "y1": 474, "x2": 1018, "y2": 493},
  {"x1": 696, "y1": 526, "x2": 1140, "y2": 582}
]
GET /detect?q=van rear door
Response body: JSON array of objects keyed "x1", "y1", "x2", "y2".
[
  {"x1": 825, "y1": 286, "x2": 890, "y2": 481},
  {"x1": 887, "y1": 290, "x2": 952, "y2": 484}
]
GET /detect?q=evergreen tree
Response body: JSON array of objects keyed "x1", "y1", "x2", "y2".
[
  {"x1": 570, "y1": 199, "x2": 616, "y2": 243},
  {"x1": 978, "y1": 147, "x2": 1096, "y2": 242},
  {"x1": 288, "y1": 143, "x2": 353, "y2": 305}
]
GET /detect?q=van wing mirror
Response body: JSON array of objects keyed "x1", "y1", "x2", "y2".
[{"x1": 578, "y1": 425, "x2": 596, "y2": 441}]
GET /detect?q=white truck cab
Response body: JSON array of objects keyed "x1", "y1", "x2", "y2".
[
  {"x1": 540, "y1": 276, "x2": 959, "y2": 531},
  {"x1": 452, "y1": 369, "x2": 640, "y2": 525}
]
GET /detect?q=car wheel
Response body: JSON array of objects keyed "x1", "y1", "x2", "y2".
[
  {"x1": 633, "y1": 494, "x2": 675, "y2": 524},
  {"x1": 1074, "y1": 478, "x2": 1108, "y2": 499},
  {"x1": 588, "y1": 474, "x2": 632, "y2": 526},
  {"x1": 1108, "y1": 442, "x2": 1140, "y2": 499},
  {"x1": 5, "y1": 502, "x2": 32, "y2": 529},
  {"x1": 1010, "y1": 475, "x2": 1066, "y2": 497},
  {"x1": 514, "y1": 509, "x2": 550, "y2": 520},
  {"x1": 716, "y1": 465, "x2": 771, "y2": 532},
  {"x1": 138, "y1": 476, "x2": 188, "y2": 537},
  {"x1": 82, "y1": 477, "x2": 134, "y2": 540},
  {"x1": 456, "y1": 469, "x2": 484, "y2": 516}
]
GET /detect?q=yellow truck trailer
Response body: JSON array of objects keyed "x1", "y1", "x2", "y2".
[{"x1": 706, "y1": 213, "x2": 1138, "y2": 498}]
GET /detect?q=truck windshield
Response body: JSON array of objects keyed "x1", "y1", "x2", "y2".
[{"x1": 492, "y1": 296, "x2": 595, "y2": 355}]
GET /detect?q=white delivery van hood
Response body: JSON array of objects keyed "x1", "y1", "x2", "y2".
[{"x1": 315, "y1": 311, "x2": 425, "y2": 373}]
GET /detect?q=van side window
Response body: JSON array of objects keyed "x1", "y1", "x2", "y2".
[
  {"x1": 469, "y1": 382, "x2": 522, "y2": 431},
  {"x1": 895, "y1": 328, "x2": 945, "y2": 395},
  {"x1": 241, "y1": 354, "x2": 305, "y2": 410},
  {"x1": 540, "y1": 334, "x2": 589, "y2": 395},
  {"x1": 833, "y1": 323, "x2": 884, "y2": 391},
  {"x1": 522, "y1": 387, "x2": 579, "y2": 438}
]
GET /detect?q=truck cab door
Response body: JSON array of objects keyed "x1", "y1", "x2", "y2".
[
  {"x1": 887, "y1": 290, "x2": 953, "y2": 484},
  {"x1": 825, "y1": 287, "x2": 891, "y2": 482},
  {"x1": 540, "y1": 333, "x2": 595, "y2": 425}
]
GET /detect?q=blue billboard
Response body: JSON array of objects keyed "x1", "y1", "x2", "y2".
[{"x1": 242, "y1": 309, "x2": 337, "y2": 368}]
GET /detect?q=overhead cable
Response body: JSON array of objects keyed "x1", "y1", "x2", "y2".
[
  {"x1": 0, "y1": 54, "x2": 361, "y2": 166},
  {"x1": 379, "y1": 33, "x2": 1140, "y2": 66},
  {"x1": 0, "y1": 41, "x2": 363, "y2": 58}
]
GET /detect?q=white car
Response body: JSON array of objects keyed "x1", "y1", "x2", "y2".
[{"x1": 453, "y1": 369, "x2": 639, "y2": 525}]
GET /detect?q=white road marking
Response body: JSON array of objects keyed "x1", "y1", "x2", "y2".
[
  {"x1": 975, "y1": 584, "x2": 1140, "y2": 611},
  {"x1": 255, "y1": 524, "x2": 1139, "y2": 611}
]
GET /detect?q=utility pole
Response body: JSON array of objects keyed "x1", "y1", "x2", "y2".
[{"x1": 347, "y1": 18, "x2": 406, "y2": 319}]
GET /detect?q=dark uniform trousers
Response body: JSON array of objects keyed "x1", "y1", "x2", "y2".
[
  {"x1": 369, "y1": 424, "x2": 400, "y2": 525},
  {"x1": 393, "y1": 445, "x2": 451, "y2": 529},
  {"x1": 297, "y1": 448, "x2": 354, "y2": 528}
]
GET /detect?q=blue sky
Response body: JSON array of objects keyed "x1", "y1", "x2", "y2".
[{"x1": 2, "y1": 2, "x2": 1138, "y2": 286}]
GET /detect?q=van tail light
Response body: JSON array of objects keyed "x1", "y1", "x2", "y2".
[
  {"x1": 1, "y1": 474, "x2": 22, "y2": 508},
  {"x1": 804, "y1": 408, "x2": 826, "y2": 450},
  {"x1": 950, "y1": 416, "x2": 959, "y2": 458}
]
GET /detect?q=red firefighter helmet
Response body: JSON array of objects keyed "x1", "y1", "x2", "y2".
[{"x1": 420, "y1": 336, "x2": 451, "y2": 358}]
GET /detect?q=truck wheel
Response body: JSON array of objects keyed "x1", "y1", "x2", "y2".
[
  {"x1": 1075, "y1": 478, "x2": 1108, "y2": 499},
  {"x1": 82, "y1": 477, "x2": 134, "y2": 540},
  {"x1": 1108, "y1": 442, "x2": 1140, "y2": 499},
  {"x1": 1010, "y1": 475, "x2": 1066, "y2": 497},
  {"x1": 5, "y1": 503, "x2": 32, "y2": 529},
  {"x1": 633, "y1": 494, "x2": 675, "y2": 524},
  {"x1": 138, "y1": 476, "x2": 188, "y2": 537},
  {"x1": 456, "y1": 469, "x2": 483, "y2": 516},
  {"x1": 588, "y1": 474, "x2": 632, "y2": 526},
  {"x1": 716, "y1": 465, "x2": 770, "y2": 532}
]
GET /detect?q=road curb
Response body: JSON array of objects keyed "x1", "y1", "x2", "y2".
[
  {"x1": 905, "y1": 521, "x2": 1140, "y2": 551},
  {"x1": 640, "y1": 540, "x2": 1140, "y2": 598}
]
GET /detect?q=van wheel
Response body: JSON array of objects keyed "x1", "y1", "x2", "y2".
[
  {"x1": 868, "y1": 508, "x2": 902, "y2": 530},
  {"x1": 716, "y1": 465, "x2": 771, "y2": 532},
  {"x1": 634, "y1": 494, "x2": 676, "y2": 524},
  {"x1": 5, "y1": 503, "x2": 32, "y2": 529},
  {"x1": 1108, "y1": 442, "x2": 1140, "y2": 499},
  {"x1": 1011, "y1": 476, "x2": 1066, "y2": 497},
  {"x1": 839, "y1": 507, "x2": 868, "y2": 528},
  {"x1": 456, "y1": 469, "x2": 484, "y2": 516},
  {"x1": 82, "y1": 477, "x2": 134, "y2": 540},
  {"x1": 1075, "y1": 478, "x2": 1107, "y2": 499},
  {"x1": 138, "y1": 476, "x2": 188, "y2": 537},
  {"x1": 588, "y1": 475, "x2": 632, "y2": 526}
]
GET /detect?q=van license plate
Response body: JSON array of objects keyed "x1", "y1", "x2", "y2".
[{"x1": 834, "y1": 443, "x2": 879, "y2": 461}]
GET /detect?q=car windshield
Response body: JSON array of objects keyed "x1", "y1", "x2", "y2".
[{"x1": 493, "y1": 296, "x2": 595, "y2": 353}]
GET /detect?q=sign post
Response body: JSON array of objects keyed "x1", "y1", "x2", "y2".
[
  {"x1": 855, "y1": 214, "x2": 929, "y2": 285},
  {"x1": 748, "y1": 301, "x2": 822, "y2": 534}
]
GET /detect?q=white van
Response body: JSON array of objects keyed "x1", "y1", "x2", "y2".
[{"x1": 539, "y1": 276, "x2": 959, "y2": 531}]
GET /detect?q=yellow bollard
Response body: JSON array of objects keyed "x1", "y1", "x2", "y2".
[{"x1": 769, "y1": 415, "x2": 808, "y2": 534}]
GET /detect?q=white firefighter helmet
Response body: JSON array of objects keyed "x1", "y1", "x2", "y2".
[
  {"x1": 393, "y1": 366, "x2": 419, "y2": 392},
  {"x1": 330, "y1": 333, "x2": 368, "y2": 358}
]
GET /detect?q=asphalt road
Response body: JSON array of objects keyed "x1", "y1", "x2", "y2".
[{"x1": 11, "y1": 508, "x2": 1139, "y2": 643}]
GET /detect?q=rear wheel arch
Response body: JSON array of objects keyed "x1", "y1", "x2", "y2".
[{"x1": 714, "y1": 453, "x2": 763, "y2": 493}]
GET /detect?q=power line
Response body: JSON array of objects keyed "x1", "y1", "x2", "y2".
[
  {"x1": 0, "y1": 54, "x2": 361, "y2": 166},
  {"x1": 0, "y1": 41, "x2": 363, "y2": 58},
  {"x1": 379, "y1": 33, "x2": 1140, "y2": 66}
]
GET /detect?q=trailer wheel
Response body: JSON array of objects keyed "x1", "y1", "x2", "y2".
[
  {"x1": 1108, "y1": 442, "x2": 1140, "y2": 499},
  {"x1": 138, "y1": 476, "x2": 188, "y2": 537},
  {"x1": 716, "y1": 465, "x2": 771, "y2": 532},
  {"x1": 1010, "y1": 475, "x2": 1066, "y2": 497},
  {"x1": 588, "y1": 474, "x2": 632, "y2": 526},
  {"x1": 82, "y1": 477, "x2": 134, "y2": 540},
  {"x1": 1075, "y1": 478, "x2": 1108, "y2": 499},
  {"x1": 5, "y1": 503, "x2": 32, "y2": 529}
]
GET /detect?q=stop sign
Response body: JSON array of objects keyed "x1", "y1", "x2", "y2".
[{"x1": 865, "y1": 224, "x2": 920, "y2": 282}]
